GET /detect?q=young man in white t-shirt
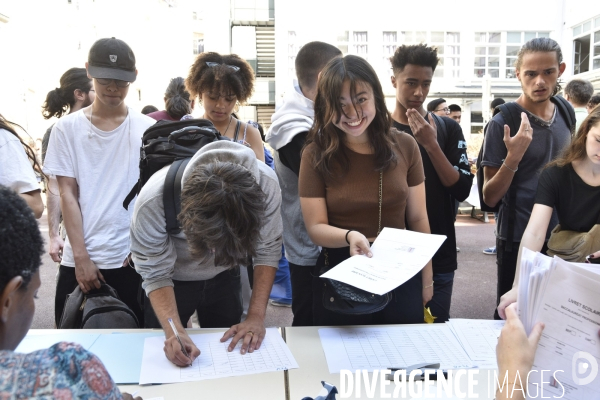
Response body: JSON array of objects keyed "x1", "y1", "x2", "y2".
[{"x1": 44, "y1": 37, "x2": 154, "y2": 326}]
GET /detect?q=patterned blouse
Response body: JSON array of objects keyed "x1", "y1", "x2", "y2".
[{"x1": 0, "y1": 342, "x2": 123, "y2": 399}]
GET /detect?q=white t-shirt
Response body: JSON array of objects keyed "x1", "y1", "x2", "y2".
[
  {"x1": 43, "y1": 108, "x2": 154, "y2": 269},
  {"x1": 0, "y1": 129, "x2": 39, "y2": 193}
]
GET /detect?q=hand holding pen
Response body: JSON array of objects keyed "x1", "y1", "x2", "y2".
[{"x1": 164, "y1": 318, "x2": 200, "y2": 367}]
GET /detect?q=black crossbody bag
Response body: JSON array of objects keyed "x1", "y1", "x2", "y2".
[{"x1": 319, "y1": 171, "x2": 393, "y2": 315}]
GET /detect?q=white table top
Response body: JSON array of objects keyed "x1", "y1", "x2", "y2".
[
  {"x1": 284, "y1": 325, "x2": 497, "y2": 400},
  {"x1": 22, "y1": 328, "x2": 286, "y2": 400}
]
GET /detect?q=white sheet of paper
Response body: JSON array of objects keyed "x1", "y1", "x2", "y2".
[
  {"x1": 318, "y1": 326, "x2": 475, "y2": 374},
  {"x1": 446, "y1": 319, "x2": 504, "y2": 369},
  {"x1": 320, "y1": 228, "x2": 446, "y2": 295},
  {"x1": 526, "y1": 259, "x2": 600, "y2": 399},
  {"x1": 139, "y1": 327, "x2": 298, "y2": 384}
]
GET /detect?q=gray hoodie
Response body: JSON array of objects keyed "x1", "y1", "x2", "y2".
[
  {"x1": 266, "y1": 81, "x2": 320, "y2": 266},
  {"x1": 131, "y1": 141, "x2": 282, "y2": 295}
]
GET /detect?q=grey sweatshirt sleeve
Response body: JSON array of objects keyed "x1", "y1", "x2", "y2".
[
  {"x1": 253, "y1": 165, "x2": 284, "y2": 268},
  {"x1": 130, "y1": 179, "x2": 177, "y2": 295}
]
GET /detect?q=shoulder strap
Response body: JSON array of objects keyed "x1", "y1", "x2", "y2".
[
  {"x1": 429, "y1": 113, "x2": 448, "y2": 139},
  {"x1": 233, "y1": 120, "x2": 242, "y2": 142},
  {"x1": 123, "y1": 181, "x2": 139, "y2": 210},
  {"x1": 498, "y1": 103, "x2": 522, "y2": 138},
  {"x1": 242, "y1": 122, "x2": 249, "y2": 142},
  {"x1": 551, "y1": 96, "x2": 576, "y2": 135},
  {"x1": 163, "y1": 158, "x2": 191, "y2": 235}
]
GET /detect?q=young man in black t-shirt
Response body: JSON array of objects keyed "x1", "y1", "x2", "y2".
[
  {"x1": 482, "y1": 38, "x2": 571, "y2": 320},
  {"x1": 390, "y1": 44, "x2": 473, "y2": 322}
]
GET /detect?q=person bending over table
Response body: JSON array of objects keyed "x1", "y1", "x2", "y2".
[
  {"x1": 131, "y1": 141, "x2": 281, "y2": 367},
  {"x1": 0, "y1": 185, "x2": 141, "y2": 400}
]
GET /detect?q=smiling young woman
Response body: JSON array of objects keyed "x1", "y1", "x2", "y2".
[{"x1": 298, "y1": 55, "x2": 433, "y2": 326}]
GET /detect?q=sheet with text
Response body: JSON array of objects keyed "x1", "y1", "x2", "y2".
[{"x1": 139, "y1": 327, "x2": 298, "y2": 384}]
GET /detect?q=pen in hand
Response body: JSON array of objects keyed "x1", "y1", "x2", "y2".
[{"x1": 168, "y1": 318, "x2": 192, "y2": 367}]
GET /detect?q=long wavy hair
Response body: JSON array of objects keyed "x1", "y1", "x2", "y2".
[
  {"x1": 547, "y1": 106, "x2": 600, "y2": 168},
  {"x1": 0, "y1": 115, "x2": 46, "y2": 184},
  {"x1": 305, "y1": 55, "x2": 397, "y2": 177}
]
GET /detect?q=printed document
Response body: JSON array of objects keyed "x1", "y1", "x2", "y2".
[
  {"x1": 518, "y1": 252, "x2": 600, "y2": 399},
  {"x1": 446, "y1": 319, "x2": 504, "y2": 369},
  {"x1": 139, "y1": 327, "x2": 298, "y2": 384},
  {"x1": 320, "y1": 227, "x2": 446, "y2": 295},
  {"x1": 318, "y1": 325, "x2": 475, "y2": 374}
]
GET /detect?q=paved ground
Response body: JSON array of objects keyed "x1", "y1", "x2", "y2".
[{"x1": 32, "y1": 209, "x2": 498, "y2": 329}]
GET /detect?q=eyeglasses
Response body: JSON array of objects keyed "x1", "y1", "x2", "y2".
[
  {"x1": 206, "y1": 61, "x2": 240, "y2": 72},
  {"x1": 435, "y1": 107, "x2": 450, "y2": 114},
  {"x1": 95, "y1": 78, "x2": 131, "y2": 88}
]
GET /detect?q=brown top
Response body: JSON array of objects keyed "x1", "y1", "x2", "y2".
[{"x1": 299, "y1": 130, "x2": 424, "y2": 238}]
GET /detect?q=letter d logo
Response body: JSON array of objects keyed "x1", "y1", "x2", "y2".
[{"x1": 572, "y1": 351, "x2": 598, "y2": 385}]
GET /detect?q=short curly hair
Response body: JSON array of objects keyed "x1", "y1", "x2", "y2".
[
  {"x1": 185, "y1": 52, "x2": 255, "y2": 104},
  {"x1": 0, "y1": 185, "x2": 44, "y2": 293},
  {"x1": 179, "y1": 161, "x2": 265, "y2": 268},
  {"x1": 390, "y1": 44, "x2": 439, "y2": 75}
]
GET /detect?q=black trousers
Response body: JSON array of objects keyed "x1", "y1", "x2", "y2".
[
  {"x1": 494, "y1": 238, "x2": 548, "y2": 319},
  {"x1": 144, "y1": 267, "x2": 242, "y2": 329},
  {"x1": 55, "y1": 264, "x2": 144, "y2": 327},
  {"x1": 311, "y1": 247, "x2": 423, "y2": 326},
  {"x1": 289, "y1": 263, "x2": 314, "y2": 326}
]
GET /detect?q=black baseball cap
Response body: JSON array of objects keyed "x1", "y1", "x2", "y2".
[{"x1": 87, "y1": 37, "x2": 137, "y2": 82}]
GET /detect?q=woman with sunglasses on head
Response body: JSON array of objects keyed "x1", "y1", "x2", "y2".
[
  {"x1": 185, "y1": 52, "x2": 265, "y2": 162},
  {"x1": 299, "y1": 55, "x2": 433, "y2": 326}
]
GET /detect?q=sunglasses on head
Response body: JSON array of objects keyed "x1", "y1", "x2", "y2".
[
  {"x1": 95, "y1": 78, "x2": 131, "y2": 88},
  {"x1": 206, "y1": 61, "x2": 240, "y2": 72}
]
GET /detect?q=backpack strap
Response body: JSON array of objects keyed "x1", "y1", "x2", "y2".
[
  {"x1": 123, "y1": 181, "x2": 139, "y2": 210},
  {"x1": 429, "y1": 112, "x2": 448, "y2": 141},
  {"x1": 550, "y1": 96, "x2": 576, "y2": 135},
  {"x1": 233, "y1": 120, "x2": 242, "y2": 142},
  {"x1": 163, "y1": 158, "x2": 191, "y2": 235}
]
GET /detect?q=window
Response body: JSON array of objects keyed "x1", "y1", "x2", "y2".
[
  {"x1": 351, "y1": 31, "x2": 368, "y2": 56},
  {"x1": 336, "y1": 31, "x2": 349, "y2": 55},
  {"x1": 474, "y1": 31, "x2": 549, "y2": 79},
  {"x1": 288, "y1": 31, "x2": 298, "y2": 80},
  {"x1": 573, "y1": 16, "x2": 600, "y2": 74},
  {"x1": 382, "y1": 31, "x2": 397, "y2": 75},
  {"x1": 397, "y1": 31, "x2": 460, "y2": 78},
  {"x1": 192, "y1": 33, "x2": 204, "y2": 55},
  {"x1": 474, "y1": 32, "x2": 500, "y2": 78}
]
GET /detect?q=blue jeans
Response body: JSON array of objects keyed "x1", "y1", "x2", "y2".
[
  {"x1": 425, "y1": 271, "x2": 455, "y2": 323},
  {"x1": 269, "y1": 246, "x2": 292, "y2": 305}
]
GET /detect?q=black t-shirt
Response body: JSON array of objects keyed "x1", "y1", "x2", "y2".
[
  {"x1": 393, "y1": 115, "x2": 473, "y2": 273},
  {"x1": 535, "y1": 164, "x2": 600, "y2": 232},
  {"x1": 278, "y1": 131, "x2": 308, "y2": 176}
]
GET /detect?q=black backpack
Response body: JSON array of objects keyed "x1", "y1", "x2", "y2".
[
  {"x1": 123, "y1": 118, "x2": 228, "y2": 234},
  {"x1": 476, "y1": 96, "x2": 575, "y2": 250},
  {"x1": 59, "y1": 284, "x2": 139, "y2": 329}
]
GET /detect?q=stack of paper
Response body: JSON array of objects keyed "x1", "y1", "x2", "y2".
[
  {"x1": 517, "y1": 249, "x2": 600, "y2": 399},
  {"x1": 445, "y1": 319, "x2": 504, "y2": 369},
  {"x1": 318, "y1": 325, "x2": 476, "y2": 374}
]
